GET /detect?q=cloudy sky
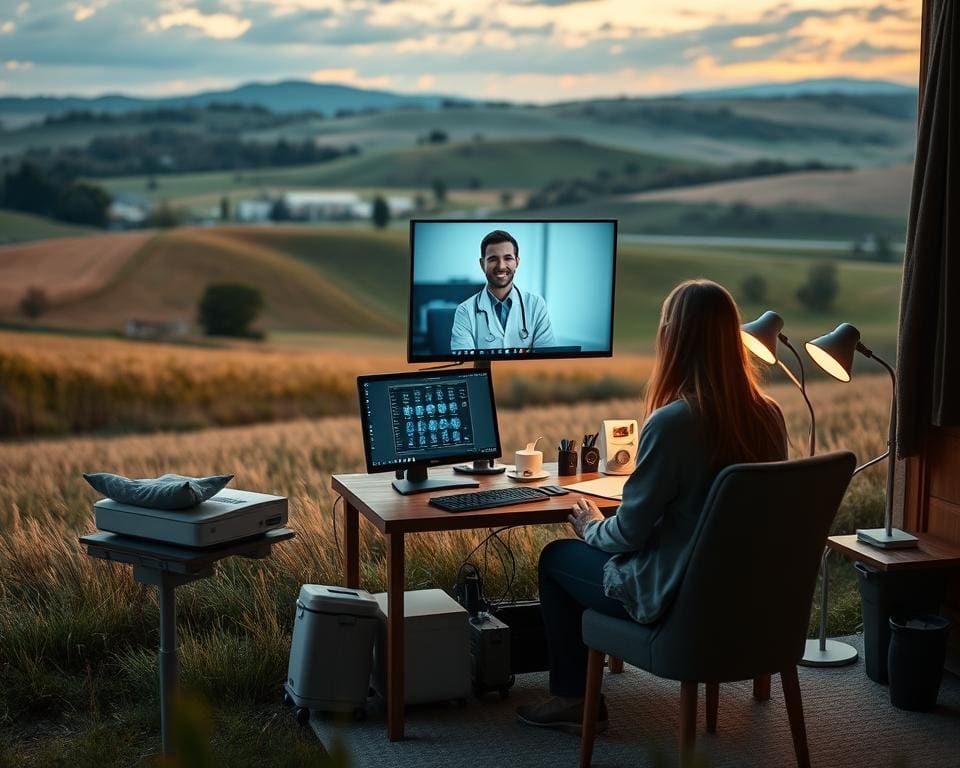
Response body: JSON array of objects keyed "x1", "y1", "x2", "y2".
[{"x1": 0, "y1": 0, "x2": 920, "y2": 100}]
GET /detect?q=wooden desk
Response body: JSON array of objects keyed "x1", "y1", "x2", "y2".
[
  {"x1": 827, "y1": 532, "x2": 960, "y2": 572},
  {"x1": 331, "y1": 463, "x2": 619, "y2": 741}
]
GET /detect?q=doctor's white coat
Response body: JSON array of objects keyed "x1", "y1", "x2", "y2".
[{"x1": 450, "y1": 287, "x2": 556, "y2": 351}]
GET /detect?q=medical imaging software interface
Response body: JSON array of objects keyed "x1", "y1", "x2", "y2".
[{"x1": 361, "y1": 371, "x2": 499, "y2": 469}]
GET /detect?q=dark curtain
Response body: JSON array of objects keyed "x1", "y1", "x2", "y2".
[{"x1": 896, "y1": 0, "x2": 960, "y2": 457}]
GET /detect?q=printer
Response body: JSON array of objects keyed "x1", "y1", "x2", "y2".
[{"x1": 94, "y1": 488, "x2": 288, "y2": 548}]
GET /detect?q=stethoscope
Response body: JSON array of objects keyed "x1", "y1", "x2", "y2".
[{"x1": 475, "y1": 286, "x2": 528, "y2": 342}]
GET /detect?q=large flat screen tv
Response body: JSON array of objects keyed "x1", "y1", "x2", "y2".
[{"x1": 408, "y1": 219, "x2": 617, "y2": 363}]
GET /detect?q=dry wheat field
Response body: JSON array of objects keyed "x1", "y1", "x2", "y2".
[{"x1": 0, "y1": 373, "x2": 891, "y2": 736}]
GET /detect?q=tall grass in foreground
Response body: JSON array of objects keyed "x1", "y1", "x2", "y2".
[{"x1": 0, "y1": 376, "x2": 890, "y2": 741}]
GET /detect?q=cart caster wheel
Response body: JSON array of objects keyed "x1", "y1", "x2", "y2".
[
  {"x1": 295, "y1": 707, "x2": 310, "y2": 726},
  {"x1": 353, "y1": 707, "x2": 367, "y2": 722},
  {"x1": 283, "y1": 691, "x2": 293, "y2": 707}
]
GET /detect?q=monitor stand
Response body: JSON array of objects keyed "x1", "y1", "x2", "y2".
[
  {"x1": 453, "y1": 459, "x2": 507, "y2": 475},
  {"x1": 392, "y1": 465, "x2": 479, "y2": 496}
]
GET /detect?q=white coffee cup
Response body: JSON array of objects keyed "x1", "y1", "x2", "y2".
[{"x1": 515, "y1": 449, "x2": 543, "y2": 477}]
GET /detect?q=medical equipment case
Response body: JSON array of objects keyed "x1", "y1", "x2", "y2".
[
  {"x1": 285, "y1": 585, "x2": 379, "y2": 720},
  {"x1": 372, "y1": 589, "x2": 471, "y2": 704}
]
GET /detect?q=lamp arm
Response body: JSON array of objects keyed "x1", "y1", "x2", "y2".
[
  {"x1": 859, "y1": 345, "x2": 897, "y2": 536},
  {"x1": 777, "y1": 334, "x2": 816, "y2": 457}
]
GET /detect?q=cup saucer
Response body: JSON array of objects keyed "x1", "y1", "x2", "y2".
[{"x1": 506, "y1": 469, "x2": 550, "y2": 482}]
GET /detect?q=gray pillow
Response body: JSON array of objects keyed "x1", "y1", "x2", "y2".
[{"x1": 83, "y1": 472, "x2": 234, "y2": 510}]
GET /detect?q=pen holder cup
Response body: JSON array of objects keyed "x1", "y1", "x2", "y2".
[
  {"x1": 580, "y1": 449, "x2": 600, "y2": 474},
  {"x1": 558, "y1": 450, "x2": 578, "y2": 477}
]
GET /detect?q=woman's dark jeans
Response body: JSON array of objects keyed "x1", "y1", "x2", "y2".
[{"x1": 538, "y1": 538, "x2": 631, "y2": 697}]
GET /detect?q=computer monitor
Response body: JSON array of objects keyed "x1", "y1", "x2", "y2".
[
  {"x1": 408, "y1": 219, "x2": 617, "y2": 362},
  {"x1": 358, "y1": 369, "x2": 502, "y2": 495}
]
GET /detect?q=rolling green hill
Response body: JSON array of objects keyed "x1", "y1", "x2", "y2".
[
  {"x1": 0, "y1": 209, "x2": 95, "y2": 244},
  {"x1": 2, "y1": 224, "x2": 901, "y2": 357},
  {"x1": 95, "y1": 138, "x2": 687, "y2": 201}
]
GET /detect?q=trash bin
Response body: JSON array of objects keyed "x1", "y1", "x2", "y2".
[
  {"x1": 854, "y1": 563, "x2": 946, "y2": 683},
  {"x1": 888, "y1": 614, "x2": 951, "y2": 711}
]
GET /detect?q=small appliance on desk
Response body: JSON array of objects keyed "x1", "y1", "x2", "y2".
[{"x1": 598, "y1": 419, "x2": 638, "y2": 475}]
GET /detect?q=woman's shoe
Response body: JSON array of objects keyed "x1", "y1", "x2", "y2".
[{"x1": 516, "y1": 695, "x2": 608, "y2": 735}]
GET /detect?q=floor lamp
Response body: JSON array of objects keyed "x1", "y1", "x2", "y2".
[
  {"x1": 805, "y1": 323, "x2": 918, "y2": 549},
  {"x1": 741, "y1": 311, "x2": 858, "y2": 666}
]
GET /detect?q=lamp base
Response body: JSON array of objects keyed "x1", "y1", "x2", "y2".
[
  {"x1": 799, "y1": 639, "x2": 858, "y2": 668},
  {"x1": 856, "y1": 528, "x2": 919, "y2": 549}
]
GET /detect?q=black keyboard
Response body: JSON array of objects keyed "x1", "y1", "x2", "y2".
[{"x1": 429, "y1": 486, "x2": 550, "y2": 513}]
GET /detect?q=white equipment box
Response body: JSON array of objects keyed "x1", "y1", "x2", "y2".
[
  {"x1": 372, "y1": 589, "x2": 471, "y2": 705},
  {"x1": 285, "y1": 585, "x2": 380, "y2": 718},
  {"x1": 94, "y1": 488, "x2": 287, "y2": 548}
]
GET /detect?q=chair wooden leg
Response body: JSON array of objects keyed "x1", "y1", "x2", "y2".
[
  {"x1": 705, "y1": 682, "x2": 719, "y2": 734},
  {"x1": 679, "y1": 681, "x2": 698, "y2": 763},
  {"x1": 781, "y1": 666, "x2": 811, "y2": 768},
  {"x1": 608, "y1": 655, "x2": 624, "y2": 674},
  {"x1": 579, "y1": 649, "x2": 605, "y2": 768},
  {"x1": 753, "y1": 674, "x2": 771, "y2": 702}
]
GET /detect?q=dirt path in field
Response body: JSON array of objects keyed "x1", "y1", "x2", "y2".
[{"x1": 0, "y1": 231, "x2": 153, "y2": 314}]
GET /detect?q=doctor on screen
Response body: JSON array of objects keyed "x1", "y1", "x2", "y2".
[{"x1": 450, "y1": 230, "x2": 556, "y2": 352}]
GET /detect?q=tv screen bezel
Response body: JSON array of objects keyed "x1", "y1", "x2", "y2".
[
  {"x1": 406, "y1": 218, "x2": 618, "y2": 363},
  {"x1": 357, "y1": 368, "x2": 503, "y2": 475}
]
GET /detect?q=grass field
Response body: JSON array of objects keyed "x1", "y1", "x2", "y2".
[
  {"x1": 0, "y1": 209, "x2": 96, "y2": 245},
  {"x1": 628, "y1": 164, "x2": 913, "y2": 218},
  {"x1": 0, "y1": 223, "x2": 903, "y2": 437},
  {"x1": 94, "y1": 138, "x2": 685, "y2": 203},
  {"x1": 0, "y1": 374, "x2": 891, "y2": 764},
  {"x1": 0, "y1": 225, "x2": 903, "y2": 342},
  {"x1": 0, "y1": 230, "x2": 150, "y2": 314}
]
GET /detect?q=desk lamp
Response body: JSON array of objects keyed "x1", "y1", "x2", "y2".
[
  {"x1": 741, "y1": 312, "x2": 857, "y2": 666},
  {"x1": 805, "y1": 323, "x2": 918, "y2": 549},
  {"x1": 740, "y1": 311, "x2": 815, "y2": 456}
]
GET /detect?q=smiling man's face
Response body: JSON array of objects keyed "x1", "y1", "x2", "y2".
[{"x1": 481, "y1": 241, "x2": 519, "y2": 292}]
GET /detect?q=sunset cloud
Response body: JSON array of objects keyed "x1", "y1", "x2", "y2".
[{"x1": 0, "y1": 0, "x2": 921, "y2": 100}]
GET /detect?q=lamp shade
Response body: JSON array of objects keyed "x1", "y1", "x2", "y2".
[
  {"x1": 805, "y1": 323, "x2": 861, "y2": 382},
  {"x1": 741, "y1": 311, "x2": 784, "y2": 364}
]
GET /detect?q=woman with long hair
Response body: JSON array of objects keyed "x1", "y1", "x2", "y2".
[{"x1": 517, "y1": 279, "x2": 788, "y2": 733}]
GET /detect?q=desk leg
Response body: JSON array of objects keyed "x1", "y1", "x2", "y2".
[
  {"x1": 387, "y1": 532, "x2": 405, "y2": 741},
  {"x1": 158, "y1": 573, "x2": 179, "y2": 756},
  {"x1": 344, "y1": 501, "x2": 360, "y2": 589}
]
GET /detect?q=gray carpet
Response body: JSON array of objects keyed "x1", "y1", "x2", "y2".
[{"x1": 310, "y1": 635, "x2": 960, "y2": 768}]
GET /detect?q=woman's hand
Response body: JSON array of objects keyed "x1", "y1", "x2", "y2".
[{"x1": 568, "y1": 497, "x2": 604, "y2": 539}]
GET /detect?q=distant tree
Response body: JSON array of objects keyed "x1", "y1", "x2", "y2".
[
  {"x1": 874, "y1": 235, "x2": 895, "y2": 262},
  {"x1": 198, "y1": 283, "x2": 264, "y2": 337},
  {"x1": 414, "y1": 193, "x2": 427, "y2": 210},
  {"x1": 148, "y1": 201, "x2": 182, "y2": 228},
  {"x1": 371, "y1": 195, "x2": 390, "y2": 229},
  {"x1": 499, "y1": 190, "x2": 514, "y2": 209},
  {"x1": 850, "y1": 240, "x2": 866, "y2": 260},
  {"x1": 740, "y1": 274, "x2": 767, "y2": 305},
  {"x1": 147, "y1": 176, "x2": 158, "y2": 191},
  {"x1": 431, "y1": 178, "x2": 447, "y2": 205},
  {"x1": 796, "y1": 261, "x2": 838, "y2": 312},
  {"x1": 467, "y1": 176, "x2": 482, "y2": 190},
  {"x1": 270, "y1": 196, "x2": 292, "y2": 222},
  {"x1": 54, "y1": 182, "x2": 110, "y2": 227},
  {"x1": 2, "y1": 162, "x2": 57, "y2": 216},
  {"x1": 427, "y1": 129, "x2": 448, "y2": 144},
  {"x1": 220, "y1": 195, "x2": 231, "y2": 222},
  {"x1": 19, "y1": 287, "x2": 48, "y2": 319}
]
